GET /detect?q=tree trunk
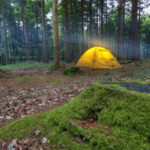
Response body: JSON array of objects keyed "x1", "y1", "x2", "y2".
[
  {"x1": 36, "y1": 2, "x2": 40, "y2": 61},
  {"x1": 70, "y1": 0, "x2": 75, "y2": 59},
  {"x1": 96, "y1": 0, "x2": 99, "y2": 46},
  {"x1": 2, "y1": 0, "x2": 9, "y2": 64},
  {"x1": 22, "y1": 0, "x2": 29, "y2": 61},
  {"x1": 105, "y1": 0, "x2": 108, "y2": 47},
  {"x1": 138, "y1": 1, "x2": 141, "y2": 57},
  {"x1": 89, "y1": 0, "x2": 92, "y2": 48},
  {"x1": 41, "y1": 0, "x2": 48, "y2": 63},
  {"x1": 64, "y1": 0, "x2": 72, "y2": 62},
  {"x1": 81, "y1": 0, "x2": 85, "y2": 54},
  {"x1": 9, "y1": 0, "x2": 16, "y2": 62},
  {"x1": 131, "y1": 0, "x2": 140, "y2": 60},
  {"x1": 74, "y1": 0, "x2": 79, "y2": 59},
  {"x1": 117, "y1": 0, "x2": 125, "y2": 60},
  {"x1": 52, "y1": 0, "x2": 60, "y2": 67},
  {"x1": 101, "y1": 0, "x2": 104, "y2": 46}
]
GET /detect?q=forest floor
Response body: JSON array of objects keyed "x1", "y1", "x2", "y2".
[
  {"x1": 0, "y1": 60, "x2": 150, "y2": 149},
  {"x1": 0, "y1": 60, "x2": 150, "y2": 122}
]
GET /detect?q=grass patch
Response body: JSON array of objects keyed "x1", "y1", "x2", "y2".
[
  {"x1": 51, "y1": 80, "x2": 60, "y2": 85},
  {"x1": 0, "y1": 61, "x2": 53, "y2": 69},
  {"x1": 16, "y1": 76, "x2": 47, "y2": 84},
  {"x1": 1, "y1": 84, "x2": 150, "y2": 149}
]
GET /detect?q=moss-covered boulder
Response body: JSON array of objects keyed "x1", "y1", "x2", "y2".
[
  {"x1": 1, "y1": 83, "x2": 150, "y2": 149},
  {"x1": 63, "y1": 67, "x2": 82, "y2": 76}
]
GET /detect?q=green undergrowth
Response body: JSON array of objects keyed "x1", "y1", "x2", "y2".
[
  {"x1": 1, "y1": 84, "x2": 150, "y2": 149},
  {"x1": 0, "y1": 61, "x2": 53, "y2": 69},
  {"x1": 63, "y1": 67, "x2": 82, "y2": 76}
]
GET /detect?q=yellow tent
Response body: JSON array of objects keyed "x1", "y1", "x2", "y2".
[{"x1": 76, "y1": 47, "x2": 122, "y2": 70}]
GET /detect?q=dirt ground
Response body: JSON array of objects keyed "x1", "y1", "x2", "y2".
[{"x1": 0, "y1": 61, "x2": 148, "y2": 98}]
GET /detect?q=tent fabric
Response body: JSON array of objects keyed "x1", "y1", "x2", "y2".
[{"x1": 76, "y1": 47, "x2": 122, "y2": 70}]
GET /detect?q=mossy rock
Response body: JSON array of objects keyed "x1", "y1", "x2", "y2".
[
  {"x1": 1, "y1": 84, "x2": 150, "y2": 149},
  {"x1": 101, "y1": 81, "x2": 150, "y2": 93},
  {"x1": 63, "y1": 67, "x2": 82, "y2": 76}
]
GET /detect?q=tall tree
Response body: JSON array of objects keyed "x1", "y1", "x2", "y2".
[
  {"x1": 105, "y1": 0, "x2": 108, "y2": 46},
  {"x1": 117, "y1": 0, "x2": 125, "y2": 60},
  {"x1": 101, "y1": 0, "x2": 104, "y2": 45},
  {"x1": 64, "y1": 0, "x2": 72, "y2": 62},
  {"x1": 41, "y1": 0, "x2": 48, "y2": 63},
  {"x1": 22, "y1": 0, "x2": 29, "y2": 60},
  {"x1": 131, "y1": 0, "x2": 140, "y2": 60},
  {"x1": 52, "y1": 0, "x2": 60, "y2": 67},
  {"x1": 89, "y1": 0, "x2": 93, "y2": 47},
  {"x1": 2, "y1": 0, "x2": 9, "y2": 64},
  {"x1": 81, "y1": 0, "x2": 84, "y2": 54}
]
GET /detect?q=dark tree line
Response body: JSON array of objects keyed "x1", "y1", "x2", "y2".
[{"x1": 0, "y1": 0, "x2": 150, "y2": 65}]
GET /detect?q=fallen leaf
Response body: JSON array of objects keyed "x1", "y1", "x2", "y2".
[
  {"x1": 6, "y1": 116, "x2": 12, "y2": 120},
  {"x1": 11, "y1": 138, "x2": 17, "y2": 146},
  {"x1": 28, "y1": 147, "x2": 39, "y2": 150},
  {"x1": 75, "y1": 136, "x2": 84, "y2": 144},
  {"x1": 23, "y1": 139, "x2": 29, "y2": 145},
  {"x1": 39, "y1": 147, "x2": 43, "y2": 150},
  {"x1": 34, "y1": 130, "x2": 41, "y2": 136},
  {"x1": 86, "y1": 119, "x2": 94, "y2": 122},
  {"x1": 16, "y1": 145, "x2": 23, "y2": 150},
  {"x1": 7, "y1": 143, "x2": 14, "y2": 150},
  {"x1": 2, "y1": 141, "x2": 8, "y2": 149},
  {"x1": 41, "y1": 137, "x2": 47, "y2": 143}
]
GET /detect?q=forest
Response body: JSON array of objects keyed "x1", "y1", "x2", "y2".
[
  {"x1": 0, "y1": 0, "x2": 150, "y2": 65},
  {"x1": 1, "y1": 0, "x2": 150, "y2": 150}
]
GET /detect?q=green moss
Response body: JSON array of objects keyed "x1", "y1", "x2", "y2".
[
  {"x1": 1, "y1": 84, "x2": 150, "y2": 149},
  {"x1": 106, "y1": 80, "x2": 150, "y2": 84},
  {"x1": 63, "y1": 67, "x2": 82, "y2": 76},
  {"x1": 0, "y1": 112, "x2": 49, "y2": 141}
]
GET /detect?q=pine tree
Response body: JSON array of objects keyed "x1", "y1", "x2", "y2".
[
  {"x1": 41, "y1": 0, "x2": 48, "y2": 63},
  {"x1": 118, "y1": 0, "x2": 125, "y2": 60},
  {"x1": 131, "y1": 0, "x2": 140, "y2": 60},
  {"x1": 52, "y1": 0, "x2": 60, "y2": 67},
  {"x1": 64, "y1": 0, "x2": 72, "y2": 62}
]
